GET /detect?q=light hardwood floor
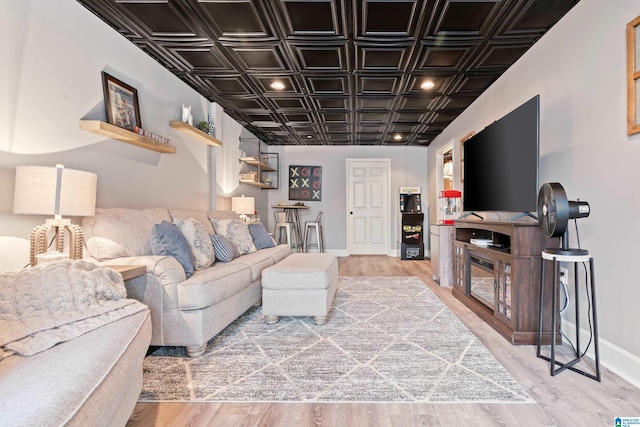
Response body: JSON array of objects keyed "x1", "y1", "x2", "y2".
[{"x1": 127, "y1": 255, "x2": 640, "y2": 426}]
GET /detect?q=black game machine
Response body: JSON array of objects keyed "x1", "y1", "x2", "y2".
[{"x1": 399, "y1": 186, "x2": 424, "y2": 260}]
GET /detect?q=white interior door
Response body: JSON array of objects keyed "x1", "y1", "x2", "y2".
[{"x1": 346, "y1": 159, "x2": 390, "y2": 255}]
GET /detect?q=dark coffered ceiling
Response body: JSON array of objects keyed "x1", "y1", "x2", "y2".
[{"x1": 77, "y1": 0, "x2": 579, "y2": 146}]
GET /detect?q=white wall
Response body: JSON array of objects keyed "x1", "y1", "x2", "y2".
[
  {"x1": 266, "y1": 145, "x2": 428, "y2": 255},
  {"x1": 0, "y1": 0, "x2": 216, "y2": 269},
  {"x1": 427, "y1": 0, "x2": 640, "y2": 386}
]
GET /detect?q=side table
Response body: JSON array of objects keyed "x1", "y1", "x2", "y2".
[{"x1": 109, "y1": 265, "x2": 146, "y2": 281}]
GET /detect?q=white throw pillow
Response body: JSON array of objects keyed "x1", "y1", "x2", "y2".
[
  {"x1": 210, "y1": 218, "x2": 257, "y2": 255},
  {"x1": 173, "y1": 217, "x2": 215, "y2": 270}
]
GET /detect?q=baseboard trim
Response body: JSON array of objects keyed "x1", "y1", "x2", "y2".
[
  {"x1": 325, "y1": 249, "x2": 349, "y2": 257},
  {"x1": 562, "y1": 321, "x2": 640, "y2": 388}
]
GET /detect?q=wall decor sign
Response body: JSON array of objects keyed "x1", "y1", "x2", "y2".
[
  {"x1": 289, "y1": 165, "x2": 322, "y2": 201},
  {"x1": 101, "y1": 71, "x2": 142, "y2": 131},
  {"x1": 628, "y1": 16, "x2": 640, "y2": 135}
]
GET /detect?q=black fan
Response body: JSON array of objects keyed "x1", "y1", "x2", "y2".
[{"x1": 537, "y1": 182, "x2": 590, "y2": 256}]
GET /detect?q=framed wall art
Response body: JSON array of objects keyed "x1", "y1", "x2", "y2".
[
  {"x1": 289, "y1": 165, "x2": 322, "y2": 201},
  {"x1": 627, "y1": 15, "x2": 640, "y2": 135},
  {"x1": 101, "y1": 71, "x2": 141, "y2": 131}
]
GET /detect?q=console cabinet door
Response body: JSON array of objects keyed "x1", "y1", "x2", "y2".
[
  {"x1": 453, "y1": 242, "x2": 466, "y2": 293},
  {"x1": 494, "y1": 254, "x2": 514, "y2": 328}
]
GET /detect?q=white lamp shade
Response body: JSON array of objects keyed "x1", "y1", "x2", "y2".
[
  {"x1": 232, "y1": 196, "x2": 255, "y2": 215},
  {"x1": 13, "y1": 165, "x2": 98, "y2": 217}
]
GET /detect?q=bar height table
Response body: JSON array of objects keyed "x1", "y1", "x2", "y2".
[{"x1": 272, "y1": 205, "x2": 309, "y2": 252}]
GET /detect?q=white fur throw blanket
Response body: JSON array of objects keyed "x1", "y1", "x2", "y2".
[{"x1": 0, "y1": 260, "x2": 147, "y2": 360}]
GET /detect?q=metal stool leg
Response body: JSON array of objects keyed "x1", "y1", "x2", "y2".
[
  {"x1": 550, "y1": 257, "x2": 559, "y2": 376},
  {"x1": 537, "y1": 256, "x2": 546, "y2": 357},
  {"x1": 303, "y1": 223, "x2": 310, "y2": 252},
  {"x1": 590, "y1": 258, "x2": 601, "y2": 381}
]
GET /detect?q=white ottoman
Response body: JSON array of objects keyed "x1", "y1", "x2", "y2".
[{"x1": 262, "y1": 253, "x2": 338, "y2": 325}]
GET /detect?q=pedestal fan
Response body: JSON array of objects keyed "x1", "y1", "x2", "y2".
[{"x1": 537, "y1": 182, "x2": 590, "y2": 255}]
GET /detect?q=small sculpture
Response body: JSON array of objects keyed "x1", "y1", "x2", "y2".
[{"x1": 181, "y1": 105, "x2": 193, "y2": 126}]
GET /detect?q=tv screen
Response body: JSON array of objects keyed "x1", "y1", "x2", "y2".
[{"x1": 463, "y1": 95, "x2": 540, "y2": 214}]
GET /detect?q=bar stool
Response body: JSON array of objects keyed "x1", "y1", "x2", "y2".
[
  {"x1": 303, "y1": 212, "x2": 324, "y2": 253},
  {"x1": 537, "y1": 248, "x2": 600, "y2": 381},
  {"x1": 274, "y1": 212, "x2": 292, "y2": 247}
]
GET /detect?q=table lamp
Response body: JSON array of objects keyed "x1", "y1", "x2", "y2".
[
  {"x1": 232, "y1": 195, "x2": 255, "y2": 224},
  {"x1": 13, "y1": 164, "x2": 97, "y2": 266}
]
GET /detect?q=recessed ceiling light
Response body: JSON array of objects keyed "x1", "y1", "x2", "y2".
[
  {"x1": 394, "y1": 134, "x2": 402, "y2": 141},
  {"x1": 270, "y1": 80, "x2": 285, "y2": 90},
  {"x1": 420, "y1": 80, "x2": 435, "y2": 90},
  {"x1": 306, "y1": 135, "x2": 313, "y2": 139}
]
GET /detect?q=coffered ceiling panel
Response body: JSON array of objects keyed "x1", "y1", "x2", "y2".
[{"x1": 78, "y1": 0, "x2": 579, "y2": 146}]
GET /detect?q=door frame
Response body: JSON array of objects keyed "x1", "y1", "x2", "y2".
[
  {"x1": 345, "y1": 158, "x2": 392, "y2": 256},
  {"x1": 436, "y1": 140, "x2": 454, "y2": 222}
]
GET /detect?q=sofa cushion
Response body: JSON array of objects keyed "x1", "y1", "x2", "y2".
[
  {"x1": 173, "y1": 218, "x2": 215, "y2": 270},
  {"x1": 267, "y1": 244, "x2": 293, "y2": 263},
  {"x1": 207, "y1": 210, "x2": 242, "y2": 222},
  {"x1": 83, "y1": 208, "x2": 171, "y2": 260},
  {"x1": 233, "y1": 249, "x2": 276, "y2": 282},
  {"x1": 248, "y1": 223, "x2": 276, "y2": 249},
  {"x1": 169, "y1": 210, "x2": 214, "y2": 234},
  {"x1": 177, "y1": 263, "x2": 252, "y2": 310},
  {"x1": 210, "y1": 234, "x2": 238, "y2": 262},
  {"x1": 150, "y1": 221, "x2": 195, "y2": 278},
  {"x1": 210, "y1": 218, "x2": 257, "y2": 255}
]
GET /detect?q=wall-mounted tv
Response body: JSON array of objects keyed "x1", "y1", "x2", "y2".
[{"x1": 463, "y1": 95, "x2": 540, "y2": 215}]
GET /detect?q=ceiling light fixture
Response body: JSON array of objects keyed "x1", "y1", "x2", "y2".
[
  {"x1": 420, "y1": 80, "x2": 435, "y2": 90},
  {"x1": 394, "y1": 134, "x2": 403, "y2": 141},
  {"x1": 270, "y1": 81, "x2": 285, "y2": 90}
]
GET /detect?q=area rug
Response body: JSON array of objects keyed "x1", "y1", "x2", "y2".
[{"x1": 140, "y1": 276, "x2": 533, "y2": 403}]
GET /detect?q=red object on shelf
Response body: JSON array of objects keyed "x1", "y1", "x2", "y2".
[
  {"x1": 440, "y1": 190, "x2": 461, "y2": 198},
  {"x1": 439, "y1": 189, "x2": 462, "y2": 224}
]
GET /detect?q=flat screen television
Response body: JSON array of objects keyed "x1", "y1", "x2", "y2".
[{"x1": 463, "y1": 95, "x2": 540, "y2": 215}]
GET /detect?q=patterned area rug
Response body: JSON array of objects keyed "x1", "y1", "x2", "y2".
[{"x1": 140, "y1": 276, "x2": 533, "y2": 403}]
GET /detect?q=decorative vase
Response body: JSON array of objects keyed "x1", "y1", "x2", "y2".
[{"x1": 207, "y1": 113, "x2": 215, "y2": 137}]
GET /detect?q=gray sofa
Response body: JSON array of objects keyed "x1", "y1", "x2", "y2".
[{"x1": 82, "y1": 208, "x2": 291, "y2": 357}]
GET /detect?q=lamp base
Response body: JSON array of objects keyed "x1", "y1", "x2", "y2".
[{"x1": 30, "y1": 222, "x2": 83, "y2": 266}]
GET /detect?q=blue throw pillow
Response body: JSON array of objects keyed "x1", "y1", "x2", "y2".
[
  {"x1": 248, "y1": 223, "x2": 275, "y2": 249},
  {"x1": 210, "y1": 234, "x2": 238, "y2": 262},
  {"x1": 150, "y1": 220, "x2": 195, "y2": 278}
]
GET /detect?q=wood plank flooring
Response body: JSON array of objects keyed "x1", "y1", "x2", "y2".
[{"x1": 127, "y1": 256, "x2": 640, "y2": 426}]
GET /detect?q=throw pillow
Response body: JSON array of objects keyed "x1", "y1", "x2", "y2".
[
  {"x1": 210, "y1": 234, "x2": 238, "y2": 262},
  {"x1": 149, "y1": 220, "x2": 195, "y2": 278},
  {"x1": 173, "y1": 217, "x2": 216, "y2": 270},
  {"x1": 210, "y1": 218, "x2": 257, "y2": 255},
  {"x1": 248, "y1": 223, "x2": 275, "y2": 249}
]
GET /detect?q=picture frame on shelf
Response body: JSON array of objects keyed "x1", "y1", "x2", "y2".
[{"x1": 101, "y1": 71, "x2": 141, "y2": 131}]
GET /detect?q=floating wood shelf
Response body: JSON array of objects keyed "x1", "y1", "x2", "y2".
[
  {"x1": 239, "y1": 179, "x2": 275, "y2": 189},
  {"x1": 79, "y1": 120, "x2": 176, "y2": 153},
  {"x1": 169, "y1": 121, "x2": 222, "y2": 147},
  {"x1": 239, "y1": 156, "x2": 276, "y2": 171}
]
